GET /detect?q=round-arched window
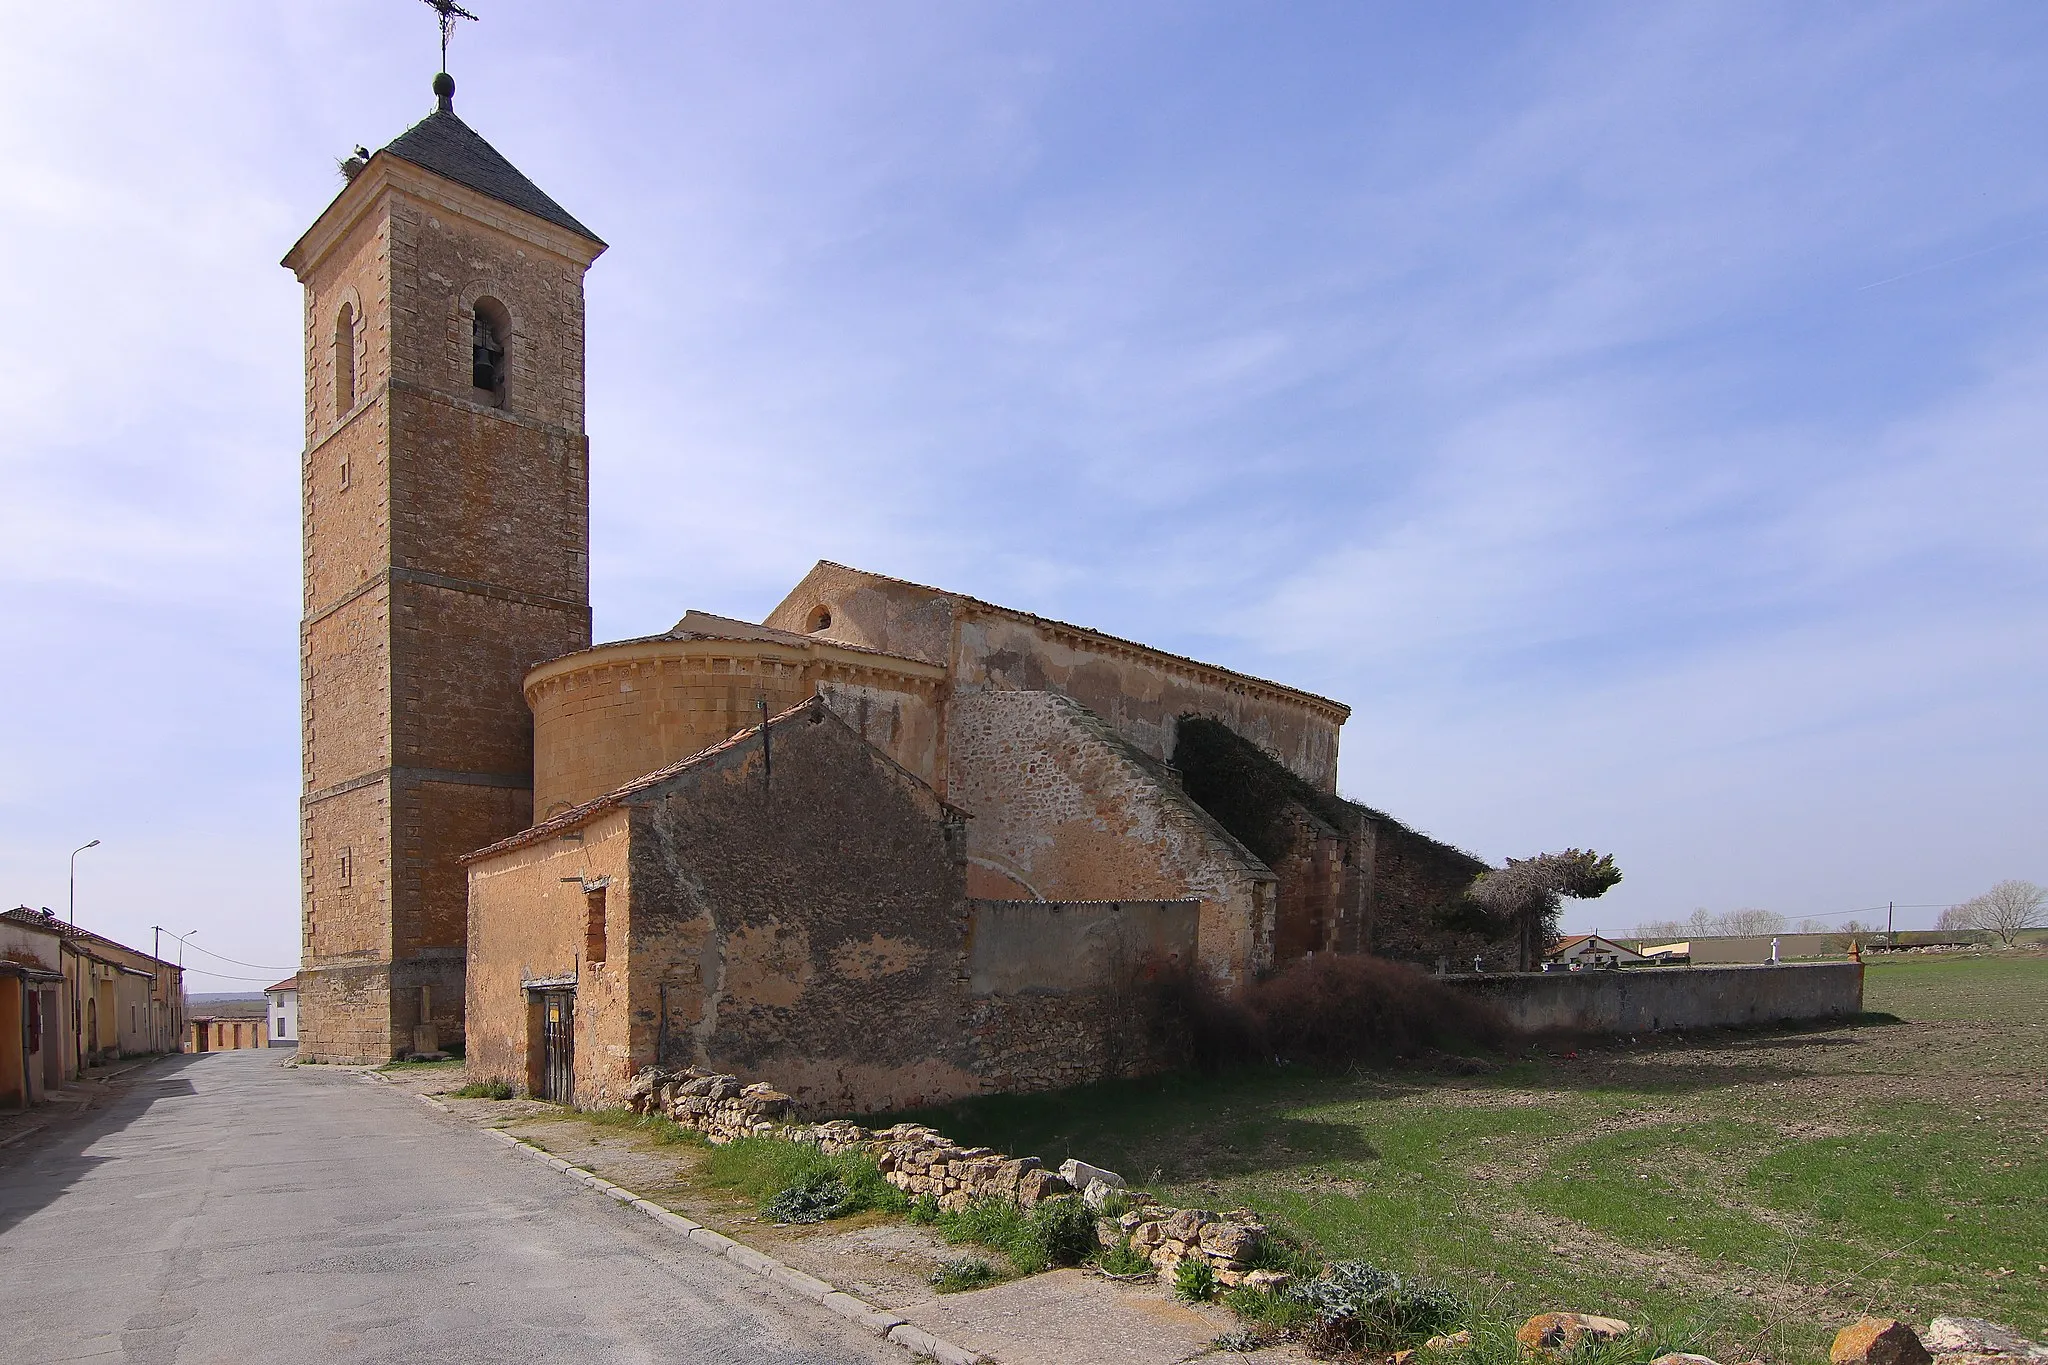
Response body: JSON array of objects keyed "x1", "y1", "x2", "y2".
[
  {"x1": 471, "y1": 297, "x2": 510, "y2": 407},
  {"x1": 808, "y1": 606, "x2": 832, "y2": 632}
]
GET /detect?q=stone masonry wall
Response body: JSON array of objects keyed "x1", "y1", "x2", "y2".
[
  {"x1": 966, "y1": 898, "x2": 1198, "y2": 1092},
  {"x1": 624, "y1": 1065, "x2": 1283, "y2": 1287},
  {"x1": 946, "y1": 690, "x2": 1276, "y2": 981},
  {"x1": 623, "y1": 708, "x2": 979, "y2": 1114},
  {"x1": 468, "y1": 703, "x2": 1212, "y2": 1112},
  {"x1": 292, "y1": 153, "x2": 600, "y2": 1061}
]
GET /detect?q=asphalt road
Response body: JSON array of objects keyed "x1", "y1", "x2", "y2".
[{"x1": 0, "y1": 1049, "x2": 902, "y2": 1364}]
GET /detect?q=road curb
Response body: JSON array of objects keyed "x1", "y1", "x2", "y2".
[{"x1": 448, "y1": 1113, "x2": 989, "y2": 1364}]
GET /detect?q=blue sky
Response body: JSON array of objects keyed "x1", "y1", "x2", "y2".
[{"x1": 2, "y1": 2, "x2": 2043, "y2": 987}]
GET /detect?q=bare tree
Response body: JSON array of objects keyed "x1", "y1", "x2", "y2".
[
  {"x1": 1949, "y1": 880, "x2": 2048, "y2": 948},
  {"x1": 1631, "y1": 919, "x2": 1685, "y2": 941},
  {"x1": 1685, "y1": 907, "x2": 1716, "y2": 938},
  {"x1": 1470, "y1": 850, "x2": 1623, "y2": 972},
  {"x1": 1721, "y1": 908, "x2": 1788, "y2": 937}
]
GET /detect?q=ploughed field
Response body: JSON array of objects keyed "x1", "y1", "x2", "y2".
[{"x1": 901, "y1": 954, "x2": 2048, "y2": 1363}]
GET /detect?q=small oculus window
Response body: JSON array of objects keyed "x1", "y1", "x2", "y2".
[{"x1": 808, "y1": 605, "x2": 832, "y2": 633}]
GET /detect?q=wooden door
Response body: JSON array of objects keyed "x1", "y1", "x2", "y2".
[{"x1": 539, "y1": 991, "x2": 574, "y2": 1104}]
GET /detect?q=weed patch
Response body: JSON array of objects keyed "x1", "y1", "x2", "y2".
[
  {"x1": 579, "y1": 1107, "x2": 708, "y2": 1148},
  {"x1": 1173, "y1": 1256, "x2": 1218, "y2": 1302},
  {"x1": 928, "y1": 1194, "x2": 1101, "y2": 1275},
  {"x1": 1287, "y1": 1260, "x2": 1463, "y2": 1354},
  {"x1": 703, "y1": 1135, "x2": 904, "y2": 1222},
  {"x1": 1097, "y1": 1237, "x2": 1153, "y2": 1276},
  {"x1": 932, "y1": 1257, "x2": 1000, "y2": 1293},
  {"x1": 452, "y1": 1078, "x2": 515, "y2": 1100}
]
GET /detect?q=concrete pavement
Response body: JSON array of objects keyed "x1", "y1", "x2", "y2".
[{"x1": 0, "y1": 1049, "x2": 903, "y2": 1364}]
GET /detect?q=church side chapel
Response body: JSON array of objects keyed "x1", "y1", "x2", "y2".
[{"x1": 286, "y1": 59, "x2": 1498, "y2": 1104}]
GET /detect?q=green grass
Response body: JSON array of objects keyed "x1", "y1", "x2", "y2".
[
  {"x1": 701, "y1": 1135, "x2": 905, "y2": 1221},
  {"x1": 881, "y1": 954, "x2": 2048, "y2": 1361},
  {"x1": 378, "y1": 1057, "x2": 463, "y2": 1072},
  {"x1": 579, "y1": 1106, "x2": 709, "y2": 1147},
  {"x1": 1863, "y1": 954, "x2": 2048, "y2": 1022},
  {"x1": 918, "y1": 1193, "x2": 1100, "y2": 1276},
  {"x1": 452, "y1": 1078, "x2": 515, "y2": 1100}
]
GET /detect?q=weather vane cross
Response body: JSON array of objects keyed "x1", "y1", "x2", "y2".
[{"x1": 422, "y1": 0, "x2": 479, "y2": 74}]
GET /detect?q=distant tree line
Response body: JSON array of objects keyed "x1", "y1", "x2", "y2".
[
  {"x1": 1629, "y1": 879, "x2": 2046, "y2": 947},
  {"x1": 1629, "y1": 907, "x2": 1793, "y2": 941},
  {"x1": 1937, "y1": 880, "x2": 2047, "y2": 948}
]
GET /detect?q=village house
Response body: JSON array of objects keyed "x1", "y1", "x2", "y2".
[
  {"x1": 266, "y1": 976, "x2": 299, "y2": 1048},
  {"x1": 1, "y1": 912, "x2": 64, "y2": 1108},
  {"x1": 187, "y1": 1017, "x2": 270, "y2": 1053},
  {"x1": 285, "y1": 74, "x2": 1503, "y2": 1092},
  {"x1": 1546, "y1": 934, "x2": 1648, "y2": 970},
  {"x1": 1, "y1": 907, "x2": 186, "y2": 1105}
]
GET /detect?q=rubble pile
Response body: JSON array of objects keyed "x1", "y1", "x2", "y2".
[
  {"x1": 624, "y1": 1066, "x2": 795, "y2": 1143},
  {"x1": 1113, "y1": 1205, "x2": 1280, "y2": 1287}
]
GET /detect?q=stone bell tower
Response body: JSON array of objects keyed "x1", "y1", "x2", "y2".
[{"x1": 283, "y1": 73, "x2": 604, "y2": 1061}]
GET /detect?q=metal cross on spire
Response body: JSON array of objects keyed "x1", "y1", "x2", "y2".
[{"x1": 421, "y1": 0, "x2": 479, "y2": 75}]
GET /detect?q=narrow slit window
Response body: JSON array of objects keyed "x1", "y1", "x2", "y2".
[
  {"x1": 585, "y1": 885, "x2": 607, "y2": 965},
  {"x1": 338, "y1": 846, "x2": 353, "y2": 888},
  {"x1": 334, "y1": 303, "x2": 357, "y2": 414}
]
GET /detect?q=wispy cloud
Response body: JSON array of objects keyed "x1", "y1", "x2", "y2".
[{"x1": 0, "y1": 1, "x2": 2042, "y2": 966}]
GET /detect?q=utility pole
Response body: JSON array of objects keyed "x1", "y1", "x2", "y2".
[{"x1": 1888, "y1": 901, "x2": 1894, "y2": 941}]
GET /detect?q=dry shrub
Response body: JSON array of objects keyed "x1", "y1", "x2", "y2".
[{"x1": 1142, "y1": 953, "x2": 1511, "y2": 1072}]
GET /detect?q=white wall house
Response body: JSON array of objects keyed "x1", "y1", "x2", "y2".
[
  {"x1": 266, "y1": 976, "x2": 298, "y2": 1047},
  {"x1": 1545, "y1": 934, "x2": 1649, "y2": 970}
]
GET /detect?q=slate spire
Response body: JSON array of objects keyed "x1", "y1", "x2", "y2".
[{"x1": 377, "y1": 73, "x2": 603, "y2": 245}]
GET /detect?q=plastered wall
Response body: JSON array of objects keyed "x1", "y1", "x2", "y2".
[
  {"x1": 1447, "y1": 963, "x2": 1865, "y2": 1034},
  {"x1": 465, "y1": 806, "x2": 632, "y2": 1099}
]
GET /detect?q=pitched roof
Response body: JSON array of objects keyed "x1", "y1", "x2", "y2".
[
  {"x1": 378, "y1": 81, "x2": 602, "y2": 246},
  {"x1": 2, "y1": 906, "x2": 176, "y2": 971},
  {"x1": 463, "y1": 695, "x2": 964, "y2": 864},
  {"x1": 794, "y1": 561, "x2": 1351, "y2": 720},
  {"x1": 1548, "y1": 934, "x2": 1644, "y2": 959},
  {"x1": 266, "y1": 976, "x2": 299, "y2": 995},
  {"x1": 534, "y1": 609, "x2": 927, "y2": 678},
  {"x1": 2, "y1": 906, "x2": 67, "y2": 938}
]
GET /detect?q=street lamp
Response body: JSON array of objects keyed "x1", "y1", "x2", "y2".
[{"x1": 69, "y1": 838, "x2": 99, "y2": 927}]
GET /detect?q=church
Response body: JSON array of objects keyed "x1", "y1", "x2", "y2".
[{"x1": 284, "y1": 72, "x2": 1494, "y2": 1107}]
